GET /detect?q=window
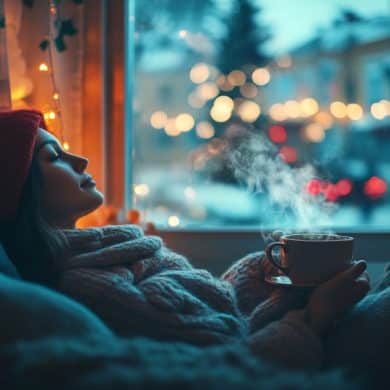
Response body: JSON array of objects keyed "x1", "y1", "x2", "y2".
[{"x1": 130, "y1": 0, "x2": 390, "y2": 233}]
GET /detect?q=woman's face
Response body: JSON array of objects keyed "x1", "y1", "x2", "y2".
[{"x1": 35, "y1": 128, "x2": 104, "y2": 228}]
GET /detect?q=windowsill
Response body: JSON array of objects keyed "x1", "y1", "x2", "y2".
[{"x1": 154, "y1": 228, "x2": 390, "y2": 276}]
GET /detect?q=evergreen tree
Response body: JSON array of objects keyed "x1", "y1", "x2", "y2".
[{"x1": 217, "y1": 0, "x2": 270, "y2": 74}]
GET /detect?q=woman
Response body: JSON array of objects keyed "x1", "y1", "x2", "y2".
[{"x1": 0, "y1": 109, "x2": 370, "y2": 369}]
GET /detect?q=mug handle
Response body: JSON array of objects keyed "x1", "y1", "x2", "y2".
[{"x1": 265, "y1": 241, "x2": 289, "y2": 275}]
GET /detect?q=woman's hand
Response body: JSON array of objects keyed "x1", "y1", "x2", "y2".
[{"x1": 304, "y1": 260, "x2": 370, "y2": 336}]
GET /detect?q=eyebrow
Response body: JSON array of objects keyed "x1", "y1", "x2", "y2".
[{"x1": 35, "y1": 140, "x2": 62, "y2": 154}]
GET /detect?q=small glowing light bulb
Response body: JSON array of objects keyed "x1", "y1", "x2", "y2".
[
  {"x1": 63, "y1": 142, "x2": 70, "y2": 151},
  {"x1": 39, "y1": 63, "x2": 49, "y2": 72},
  {"x1": 48, "y1": 111, "x2": 56, "y2": 120},
  {"x1": 53, "y1": 92, "x2": 60, "y2": 100}
]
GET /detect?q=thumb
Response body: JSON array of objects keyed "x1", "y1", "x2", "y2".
[{"x1": 337, "y1": 260, "x2": 367, "y2": 281}]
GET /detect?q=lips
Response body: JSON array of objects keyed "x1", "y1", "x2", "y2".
[{"x1": 81, "y1": 175, "x2": 96, "y2": 187}]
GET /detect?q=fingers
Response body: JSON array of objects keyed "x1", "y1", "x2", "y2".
[{"x1": 337, "y1": 260, "x2": 367, "y2": 280}]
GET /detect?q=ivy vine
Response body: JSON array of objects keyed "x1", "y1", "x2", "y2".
[{"x1": 22, "y1": 0, "x2": 84, "y2": 52}]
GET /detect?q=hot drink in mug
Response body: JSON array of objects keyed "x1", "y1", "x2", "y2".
[{"x1": 265, "y1": 233, "x2": 354, "y2": 285}]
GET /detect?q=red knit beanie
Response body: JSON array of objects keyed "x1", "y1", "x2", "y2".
[{"x1": 0, "y1": 109, "x2": 47, "y2": 222}]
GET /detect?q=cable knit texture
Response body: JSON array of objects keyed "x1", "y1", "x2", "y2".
[{"x1": 56, "y1": 224, "x2": 322, "y2": 369}]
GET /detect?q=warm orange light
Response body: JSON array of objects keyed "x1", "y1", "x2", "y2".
[
  {"x1": 269, "y1": 103, "x2": 287, "y2": 121},
  {"x1": 237, "y1": 100, "x2": 261, "y2": 123},
  {"x1": 175, "y1": 113, "x2": 194, "y2": 132},
  {"x1": 164, "y1": 118, "x2": 181, "y2": 136},
  {"x1": 371, "y1": 102, "x2": 387, "y2": 120},
  {"x1": 190, "y1": 63, "x2": 210, "y2": 84},
  {"x1": 314, "y1": 111, "x2": 333, "y2": 129},
  {"x1": 53, "y1": 92, "x2": 60, "y2": 100},
  {"x1": 346, "y1": 103, "x2": 363, "y2": 121},
  {"x1": 214, "y1": 95, "x2": 234, "y2": 110},
  {"x1": 39, "y1": 63, "x2": 49, "y2": 72},
  {"x1": 227, "y1": 70, "x2": 246, "y2": 86},
  {"x1": 196, "y1": 121, "x2": 215, "y2": 139},
  {"x1": 63, "y1": 142, "x2": 70, "y2": 151},
  {"x1": 300, "y1": 98, "x2": 319, "y2": 117},
  {"x1": 251, "y1": 68, "x2": 270, "y2": 86},
  {"x1": 197, "y1": 82, "x2": 219, "y2": 100},
  {"x1": 44, "y1": 111, "x2": 56, "y2": 120},
  {"x1": 210, "y1": 105, "x2": 232, "y2": 122},
  {"x1": 303, "y1": 123, "x2": 325, "y2": 142},
  {"x1": 150, "y1": 111, "x2": 168, "y2": 129},
  {"x1": 284, "y1": 100, "x2": 301, "y2": 118},
  {"x1": 240, "y1": 83, "x2": 258, "y2": 98},
  {"x1": 330, "y1": 101, "x2": 347, "y2": 118}
]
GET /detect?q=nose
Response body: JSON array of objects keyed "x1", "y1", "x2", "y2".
[{"x1": 70, "y1": 154, "x2": 88, "y2": 173}]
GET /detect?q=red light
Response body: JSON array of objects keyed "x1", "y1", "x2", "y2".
[
  {"x1": 306, "y1": 179, "x2": 322, "y2": 195},
  {"x1": 268, "y1": 125, "x2": 287, "y2": 143},
  {"x1": 364, "y1": 176, "x2": 387, "y2": 199},
  {"x1": 322, "y1": 182, "x2": 339, "y2": 202},
  {"x1": 335, "y1": 179, "x2": 353, "y2": 196},
  {"x1": 279, "y1": 146, "x2": 297, "y2": 163}
]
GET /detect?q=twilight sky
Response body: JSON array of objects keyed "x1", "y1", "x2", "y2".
[{"x1": 258, "y1": 0, "x2": 390, "y2": 54}]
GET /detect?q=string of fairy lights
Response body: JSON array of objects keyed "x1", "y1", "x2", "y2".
[{"x1": 37, "y1": 0, "x2": 69, "y2": 151}]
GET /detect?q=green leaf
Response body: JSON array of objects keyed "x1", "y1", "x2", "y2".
[
  {"x1": 60, "y1": 19, "x2": 78, "y2": 36},
  {"x1": 54, "y1": 35, "x2": 66, "y2": 52},
  {"x1": 0, "y1": 16, "x2": 5, "y2": 29},
  {"x1": 39, "y1": 39, "x2": 50, "y2": 51}
]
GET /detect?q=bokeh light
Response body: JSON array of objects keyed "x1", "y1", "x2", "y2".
[
  {"x1": 197, "y1": 82, "x2": 219, "y2": 100},
  {"x1": 330, "y1": 101, "x2": 347, "y2": 118},
  {"x1": 168, "y1": 215, "x2": 180, "y2": 227},
  {"x1": 190, "y1": 63, "x2": 210, "y2": 84},
  {"x1": 240, "y1": 83, "x2": 258, "y2": 98},
  {"x1": 134, "y1": 184, "x2": 150, "y2": 197},
  {"x1": 196, "y1": 121, "x2": 215, "y2": 139},
  {"x1": 314, "y1": 111, "x2": 333, "y2": 128},
  {"x1": 227, "y1": 70, "x2": 246, "y2": 86},
  {"x1": 269, "y1": 103, "x2": 287, "y2": 121},
  {"x1": 251, "y1": 67, "x2": 270, "y2": 86},
  {"x1": 237, "y1": 100, "x2": 261, "y2": 122},
  {"x1": 175, "y1": 113, "x2": 195, "y2": 132},
  {"x1": 346, "y1": 103, "x2": 363, "y2": 121},
  {"x1": 150, "y1": 111, "x2": 168, "y2": 129},
  {"x1": 364, "y1": 176, "x2": 387, "y2": 199},
  {"x1": 284, "y1": 100, "x2": 301, "y2": 118},
  {"x1": 268, "y1": 125, "x2": 287, "y2": 143},
  {"x1": 371, "y1": 101, "x2": 387, "y2": 120},
  {"x1": 164, "y1": 118, "x2": 181, "y2": 136},
  {"x1": 300, "y1": 98, "x2": 319, "y2": 117},
  {"x1": 279, "y1": 146, "x2": 298, "y2": 163},
  {"x1": 303, "y1": 123, "x2": 325, "y2": 142}
]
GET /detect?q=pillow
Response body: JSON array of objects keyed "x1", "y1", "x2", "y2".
[
  {"x1": 0, "y1": 273, "x2": 113, "y2": 345},
  {"x1": 0, "y1": 242, "x2": 20, "y2": 279}
]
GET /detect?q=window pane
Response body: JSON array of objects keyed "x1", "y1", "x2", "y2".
[{"x1": 133, "y1": 0, "x2": 390, "y2": 230}]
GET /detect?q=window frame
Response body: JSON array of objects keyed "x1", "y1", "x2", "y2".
[{"x1": 123, "y1": 0, "x2": 390, "y2": 273}]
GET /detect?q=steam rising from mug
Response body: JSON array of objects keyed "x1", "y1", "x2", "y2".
[{"x1": 227, "y1": 133, "x2": 336, "y2": 232}]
